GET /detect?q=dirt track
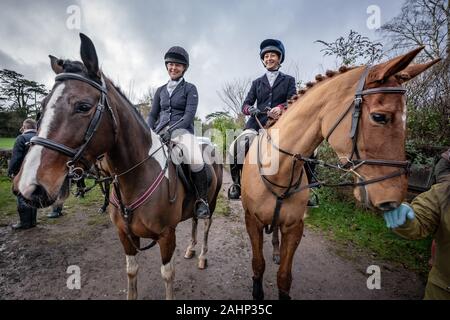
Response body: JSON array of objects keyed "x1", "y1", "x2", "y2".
[{"x1": 0, "y1": 172, "x2": 425, "y2": 300}]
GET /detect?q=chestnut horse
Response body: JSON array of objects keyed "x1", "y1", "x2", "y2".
[
  {"x1": 12, "y1": 34, "x2": 223, "y2": 300},
  {"x1": 241, "y1": 47, "x2": 440, "y2": 300}
]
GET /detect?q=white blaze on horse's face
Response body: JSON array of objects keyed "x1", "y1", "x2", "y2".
[
  {"x1": 149, "y1": 130, "x2": 169, "y2": 179},
  {"x1": 18, "y1": 84, "x2": 66, "y2": 198}
]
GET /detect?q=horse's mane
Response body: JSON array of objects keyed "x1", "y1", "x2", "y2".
[
  {"x1": 264, "y1": 65, "x2": 359, "y2": 129},
  {"x1": 109, "y1": 82, "x2": 150, "y2": 132},
  {"x1": 59, "y1": 59, "x2": 150, "y2": 132},
  {"x1": 287, "y1": 65, "x2": 358, "y2": 106}
]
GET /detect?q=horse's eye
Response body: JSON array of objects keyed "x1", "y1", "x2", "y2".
[
  {"x1": 371, "y1": 113, "x2": 389, "y2": 125},
  {"x1": 76, "y1": 103, "x2": 92, "y2": 113}
]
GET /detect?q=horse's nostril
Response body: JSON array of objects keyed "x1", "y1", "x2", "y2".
[
  {"x1": 31, "y1": 184, "x2": 47, "y2": 199},
  {"x1": 378, "y1": 202, "x2": 399, "y2": 212}
]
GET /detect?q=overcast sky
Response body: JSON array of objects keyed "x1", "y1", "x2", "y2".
[{"x1": 0, "y1": 0, "x2": 405, "y2": 119}]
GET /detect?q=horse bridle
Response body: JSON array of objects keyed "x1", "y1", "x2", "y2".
[
  {"x1": 261, "y1": 66, "x2": 410, "y2": 189},
  {"x1": 30, "y1": 73, "x2": 118, "y2": 179},
  {"x1": 30, "y1": 72, "x2": 169, "y2": 252},
  {"x1": 324, "y1": 66, "x2": 410, "y2": 173},
  {"x1": 257, "y1": 66, "x2": 411, "y2": 233}
]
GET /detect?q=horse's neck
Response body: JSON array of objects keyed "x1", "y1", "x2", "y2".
[
  {"x1": 105, "y1": 84, "x2": 153, "y2": 181},
  {"x1": 269, "y1": 68, "x2": 362, "y2": 169}
]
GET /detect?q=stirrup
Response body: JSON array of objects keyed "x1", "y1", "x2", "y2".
[
  {"x1": 195, "y1": 199, "x2": 210, "y2": 219},
  {"x1": 307, "y1": 191, "x2": 319, "y2": 208},
  {"x1": 227, "y1": 183, "x2": 241, "y2": 200}
]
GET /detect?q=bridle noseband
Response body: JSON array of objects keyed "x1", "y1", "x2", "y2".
[{"x1": 30, "y1": 73, "x2": 118, "y2": 178}]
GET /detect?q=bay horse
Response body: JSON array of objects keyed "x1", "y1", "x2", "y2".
[
  {"x1": 12, "y1": 33, "x2": 223, "y2": 300},
  {"x1": 241, "y1": 47, "x2": 440, "y2": 300}
]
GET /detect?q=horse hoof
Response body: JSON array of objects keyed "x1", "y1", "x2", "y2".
[
  {"x1": 279, "y1": 291, "x2": 291, "y2": 300},
  {"x1": 184, "y1": 249, "x2": 196, "y2": 259},
  {"x1": 273, "y1": 255, "x2": 280, "y2": 265},
  {"x1": 198, "y1": 258, "x2": 207, "y2": 270},
  {"x1": 252, "y1": 278, "x2": 264, "y2": 300}
]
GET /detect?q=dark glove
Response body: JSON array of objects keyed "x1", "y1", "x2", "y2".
[
  {"x1": 160, "y1": 131, "x2": 172, "y2": 143},
  {"x1": 248, "y1": 106, "x2": 260, "y2": 116},
  {"x1": 243, "y1": 105, "x2": 261, "y2": 116}
]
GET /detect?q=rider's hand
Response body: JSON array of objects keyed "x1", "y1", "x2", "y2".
[
  {"x1": 383, "y1": 203, "x2": 415, "y2": 229},
  {"x1": 268, "y1": 105, "x2": 284, "y2": 119},
  {"x1": 160, "y1": 131, "x2": 172, "y2": 143}
]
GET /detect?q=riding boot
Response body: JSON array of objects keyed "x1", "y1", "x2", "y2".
[
  {"x1": 191, "y1": 167, "x2": 211, "y2": 219},
  {"x1": 305, "y1": 155, "x2": 320, "y2": 208},
  {"x1": 228, "y1": 164, "x2": 242, "y2": 200},
  {"x1": 12, "y1": 196, "x2": 33, "y2": 230},
  {"x1": 31, "y1": 207, "x2": 37, "y2": 227}
]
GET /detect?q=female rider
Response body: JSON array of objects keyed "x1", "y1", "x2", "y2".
[{"x1": 147, "y1": 46, "x2": 209, "y2": 219}]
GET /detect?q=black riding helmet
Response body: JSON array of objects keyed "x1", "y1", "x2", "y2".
[
  {"x1": 164, "y1": 46, "x2": 189, "y2": 71},
  {"x1": 260, "y1": 39, "x2": 285, "y2": 64}
]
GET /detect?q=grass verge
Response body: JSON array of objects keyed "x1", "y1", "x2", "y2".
[
  {"x1": 305, "y1": 189, "x2": 432, "y2": 275},
  {"x1": 0, "y1": 138, "x2": 15, "y2": 149}
]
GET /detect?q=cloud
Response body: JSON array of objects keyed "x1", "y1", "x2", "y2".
[{"x1": 0, "y1": 0, "x2": 404, "y2": 119}]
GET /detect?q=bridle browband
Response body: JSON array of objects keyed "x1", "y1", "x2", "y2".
[{"x1": 256, "y1": 66, "x2": 410, "y2": 234}]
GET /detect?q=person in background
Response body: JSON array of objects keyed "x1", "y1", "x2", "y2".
[
  {"x1": 8, "y1": 119, "x2": 38, "y2": 230},
  {"x1": 383, "y1": 174, "x2": 450, "y2": 300},
  {"x1": 434, "y1": 148, "x2": 450, "y2": 183}
]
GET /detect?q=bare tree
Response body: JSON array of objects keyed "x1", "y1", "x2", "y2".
[
  {"x1": 217, "y1": 78, "x2": 251, "y2": 124},
  {"x1": 136, "y1": 87, "x2": 158, "y2": 119},
  {"x1": 379, "y1": 0, "x2": 449, "y2": 146},
  {"x1": 286, "y1": 61, "x2": 303, "y2": 92},
  {"x1": 316, "y1": 30, "x2": 384, "y2": 66},
  {"x1": 379, "y1": 0, "x2": 449, "y2": 61}
]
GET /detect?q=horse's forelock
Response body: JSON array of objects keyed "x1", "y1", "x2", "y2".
[
  {"x1": 59, "y1": 60, "x2": 102, "y2": 84},
  {"x1": 61, "y1": 60, "x2": 86, "y2": 74}
]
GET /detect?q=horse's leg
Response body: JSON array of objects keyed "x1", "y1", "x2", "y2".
[
  {"x1": 159, "y1": 227, "x2": 176, "y2": 300},
  {"x1": 184, "y1": 218, "x2": 198, "y2": 259},
  {"x1": 277, "y1": 220, "x2": 304, "y2": 300},
  {"x1": 198, "y1": 217, "x2": 212, "y2": 269},
  {"x1": 245, "y1": 211, "x2": 265, "y2": 300},
  {"x1": 118, "y1": 230, "x2": 139, "y2": 300},
  {"x1": 272, "y1": 225, "x2": 281, "y2": 265}
]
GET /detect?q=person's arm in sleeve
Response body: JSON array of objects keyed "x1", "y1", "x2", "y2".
[
  {"x1": 392, "y1": 185, "x2": 442, "y2": 240},
  {"x1": 275, "y1": 76, "x2": 297, "y2": 111},
  {"x1": 242, "y1": 81, "x2": 257, "y2": 115},
  {"x1": 8, "y1": 136, "x2": 26, "y2": 177},
  {"x1": 146, "y1": 87, "x2": 161, "y2": 130},
  {"x1": 170, "y1": 85, "x2": 198, "y2": 132},
  {"x1": 286, "y1": 77, "x2": 297, "y2": 104}
]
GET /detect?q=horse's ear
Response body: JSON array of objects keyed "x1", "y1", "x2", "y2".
[
  {"x1": 79, "y1": 33, "x2": 99, "y2": 78},
  {"x1": 49, "y1": 55, "x2": 63, "y2": 74},
  {"x1": 369, "y1": 46, "x2": 425, "y2": 83},
  {"x1": 395, "y1": 58, "x2": 442, "y2": 83}
]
